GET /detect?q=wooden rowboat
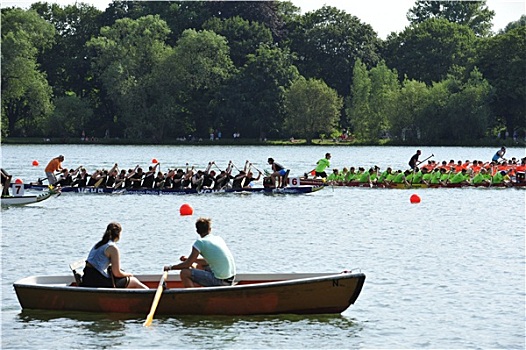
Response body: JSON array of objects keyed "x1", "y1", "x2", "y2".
[
  {"x1": 13, "y1": 271, "x2": 365, "y2": 316},
  {"x1": 23, "y1": 184, "x2": 324, "y2": 195},
  {"x1": 1, "y1": 190, "x2": 56, "y2": 206}
]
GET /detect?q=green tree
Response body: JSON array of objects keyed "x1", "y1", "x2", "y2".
[
  {"x1": 203, "y1": 16, "x2": 273, "y2": 67},
  {"x1": 284, "y1": 77, "x2": 342, "y2": 144},
  {"x1": 31, "y1": 2, "x2": 103, "y2": 98},
  {"x1": 87, "y1": 15, "x2": 172, "y2": 139},
  {"x1": 367, "y1": 62, "x2": 399, "y2": 141},
  {"x1": 407, "y1": 0, "x2": 494, "y2": 37},
  {"x1": 45, "y1": 94, "x2": 94, "y2": 138},
  {"x1": 288, "y1": 6, "x2": 381, "y2": 97},
  {"x1": 384, "y1": 18, "x2": 476, "y2": 85},
  {"x1": 216, "y1": 44, "x2": 298, "y2": 139},
  {"x1": 1, "y1": 8, "x2": 55, "y2": 137},
  {"x1": 347, "y1": 60, "x2": 371, "y2": 140},
  {"x1": 388, "y1": 78, "x2": 430, "y2": 141},
  {"x1": 151, "y1": 29, "x2": 235, "y2": 140},
  {"x1": 476, "y1": 25, "x2": 526, "y2": 138}
]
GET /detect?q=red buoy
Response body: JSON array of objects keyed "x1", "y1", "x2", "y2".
[
  {"x1": 152, "y1": 158, "x2": 158, "y2": 164},
  {"x1": 180, "y1": 203, "x2": 194, "y2": 216},
  {"x1": 32, "y1": 160, "x2": 39, "y2": 166},
  {"x1": 15, "y1": 178, "x2": 23, "y2": 184},
  {"x1": 410, "y1": 194, "x2": 421, "y2": 204}
]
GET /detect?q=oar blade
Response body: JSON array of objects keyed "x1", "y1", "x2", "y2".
[{"x1": 143, "y1": 271, "x2": 168, "y2": 327}]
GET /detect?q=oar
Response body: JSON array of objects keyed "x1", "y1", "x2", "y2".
[
  {"x1": 416, "y1": 153, "x2": 434, "y2": 166},
  {"x1": 143, "y1": 271, "x2": 168, "y2": 327}
]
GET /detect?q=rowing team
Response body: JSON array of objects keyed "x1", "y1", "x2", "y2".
[
  {"x1": 45, "y1": 161, "x2": 265, "y2": 191},
  {"x1": 319, "y1": 158, "x2": 526, "y2": 187}
]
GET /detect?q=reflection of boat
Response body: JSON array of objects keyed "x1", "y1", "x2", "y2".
[
  {"x1": 1, "y1": 190, "x2": 57, "y2": 206},
  {"x1": 23, "y1": 184, "x2": 323, "y2": 195},
  {"x1": 14, "y1": 271, "x2": 365, "y2": 316}
]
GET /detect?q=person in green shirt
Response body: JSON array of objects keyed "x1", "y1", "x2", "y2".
[
  {"x1": 345, "y1": 167, "x2": 358, "y2": 183},
  {"x1": 327, "y1": 168, "x2": 340, "y2": 184},
  {"x1": 314, "y1": 153, "x2": 331, "y2": 178},
  {"x1": 471, "y1": 169, "x2": 491, "y2": 186},
  {"x1": 448, "y1": 169, "x2": 470, "y2": 185}
]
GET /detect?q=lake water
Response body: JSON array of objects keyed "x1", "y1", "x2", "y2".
[{"x1": 1, "y1": 144, "x2": 525, "y2": 349}]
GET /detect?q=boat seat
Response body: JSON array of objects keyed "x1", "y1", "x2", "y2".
[{"x1": 69, "y1": 259, "x2": 85, "y2": 286}]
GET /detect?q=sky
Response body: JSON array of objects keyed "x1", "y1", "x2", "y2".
[{"x1": 3, "y1": 0, "x2": 525, "y2": 38}]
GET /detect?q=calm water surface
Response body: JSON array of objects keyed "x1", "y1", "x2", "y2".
[{"x1": 1, "y1": 144, "x2": 525, "y2": 349}]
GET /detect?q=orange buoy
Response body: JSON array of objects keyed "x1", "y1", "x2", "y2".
[
  {"x1": 152, "y1": 158, "x2": 158, "y2": 164},
  {"x1": 14, "y1": 178, "x2": 23, "y2": 184},
  {"x1": 32, "y1": 160, "x2": 39, "y2": 166},
  {"x1": 410, "y1": 194, "x2": 421, "y2": 204},
  {"x1": 180, "y1": 203, "x2": 194, "y2": 216}
]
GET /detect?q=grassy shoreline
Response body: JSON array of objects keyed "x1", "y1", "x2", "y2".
[{"x1": 1, "y1": 137, "x2": 523, "y2": 147}]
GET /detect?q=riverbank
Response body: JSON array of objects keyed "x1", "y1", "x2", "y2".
[{"x1": 2, "y1": 137, "x2": 523, "y2": 147}]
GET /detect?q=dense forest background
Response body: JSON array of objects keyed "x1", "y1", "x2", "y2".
[{"x1": 1, "y1": 1, "x2": 525, "y2": 145}]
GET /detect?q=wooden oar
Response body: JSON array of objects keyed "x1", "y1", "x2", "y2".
[
  {"x1": 416, "y1": 153, "x2": 434, "y2": 166},
  {"x1": 143, "y1": 271, "x2": 168, "y2": 327}
]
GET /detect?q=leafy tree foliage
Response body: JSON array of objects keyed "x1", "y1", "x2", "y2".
[
  {"x1": 475, "y1": 25, "x2": 526, "y2": 137},
  {"x1": 288, "y1": 6, "x2": 381, "y2": 97},
  {"x1": 384, "y1": 19, "x2": 476, "y2": 85},
  {"x1": 216, "y1": 45, "x2": 298, "y2": 139},
  {"x1": 203, "y1": 16, "x2": 273, "y2": 67},
  {"x1": 284, "y1": 77, "x2": 342, "y2": 144},
  {"x1": 45, "y1": 94, "x2": 94, "y2": 138},
  {"x1": 407, "y1": 0, "x2": 494, "y2": 37},
  {"x1": 1, "y1": 8, "x2": 55, "y2": 137}
]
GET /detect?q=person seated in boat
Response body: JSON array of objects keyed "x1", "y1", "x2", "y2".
[
  {"x1": 1, "y1": 168, "x2": 12, "y2": 196},
  {"x1": 448, "y1": 168, "x2": 470, "y2": 185},
  {"x1": 164, "y1": 217, "x2": 236, "y2": 288},
  {"x1": 491, "y1": 170, "x2": 510, "y2": 186},
  {"x1": 391, "y1": 170, "x2": 410, "y2": 186},
  {"x1": 471, "y1": 168, "x2": 491, "y2": 186},
  {"x1": 191, "y1": 170, "x2": 205, "y2": 190},
  {"x1": 231, "y1": 171, "x2": 246, "y2": 189},
  {"x1": 406, "y1": 167, "x2": 423, "y2": 185},
  {"x1": 154, "y1": 171, "x2": 165, "y2": 189},
  {"x1": 327, "y1": 168, "x2": 340, "y2": 184},
  {"x1": 344, "y1": 167, "x2": 358, "y2": 183},
  {"x1": 71, "y1": 168, "x2": 89, "y2": 187},
  {"x1": 202, "y1": 170, "x2": 216, "y2": 190},
  {"x1": 44, "y1": 155, "x2": 65, "y2": 185},
  {"x1": 129, "y1": 167, "x2": 144, "y2": 188},
  {"x1": 172, "y1": 169, "x2": 185, "y2": 189},
  {"x1": 267, "y1": 158, "x2": 289, "y2": 188},
  {"x1": 142, "y1": 163, "x2": 159, "y2": 189},
  {"x1": 81, "y1": 222, "x2": 148, "y2": 289},
  {"x1": 377, "y1": 167, "x2": 393, "y2": 186},
  {"x1": 242, "y1": 170, "x2": 261, "y2": 188}
]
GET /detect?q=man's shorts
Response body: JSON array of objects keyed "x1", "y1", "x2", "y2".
[
  {"x1": 278, "y1": 169, "x2": 287, "y2": 176},
  {"x1": 191, "y1": 268, "x2": 234, "y2": 287}
]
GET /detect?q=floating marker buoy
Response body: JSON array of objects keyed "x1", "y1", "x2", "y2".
[
  {"x1": 152, "y1": 158, "x2": 158, "y2": 164},
  {"x1": 180, "y1": 203, "x2": 194, "y2": 216},
  {"x1": 410, "y1": 194, "x2": 421, "y2": 204},
  {"x1": 15, "y1": 178, "x2": 23, "y2": 184},
  {"x1": 32, "y1": 160, "x2": 39, "y2": 166}
]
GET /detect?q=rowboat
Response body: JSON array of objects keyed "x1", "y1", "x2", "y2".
[
  {"x1": 23, "y1": 184, "x2": 324, "y2": 195},
  {"x1": 14, "y1": 271, "x2": 365, "y2": 316},
  {"x1": 1, "y1": 190, "x2": 56, "y2": 206}
]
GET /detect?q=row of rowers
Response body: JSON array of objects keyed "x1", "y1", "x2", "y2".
[
  {"x1": 323, "y1": 158, "x2": 526, "y2": 186},
  {"x1": 52, "y1": 161, "x2": 264, "y2": 190}
]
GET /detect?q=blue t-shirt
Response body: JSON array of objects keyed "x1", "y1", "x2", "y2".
[{"x1": 193, "y1": 234, "x2": 236, "y2": 279}]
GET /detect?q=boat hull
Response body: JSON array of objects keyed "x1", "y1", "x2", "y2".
[
  {"x1": 1, "y1": 191, "x2": 54, "y2": 206},
  {"x1": 14, "y1": 272, "x2": 365, "y2": 316},
  {"x1": 23, "y1": 184, "x2": 322, "y2": 195}
]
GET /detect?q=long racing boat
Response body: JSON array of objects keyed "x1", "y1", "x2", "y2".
[{"x1": 23, "y1": 183, "x2": 324, "y2": 195}]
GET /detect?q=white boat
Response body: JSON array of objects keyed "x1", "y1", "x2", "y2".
[{"x1": 1, "y1": 190, "x2": 57, "y2": 206}]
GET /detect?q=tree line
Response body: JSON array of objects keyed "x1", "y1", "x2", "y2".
[{"x1": 1, "y1": 1, "x2": 525, "y2": 144}]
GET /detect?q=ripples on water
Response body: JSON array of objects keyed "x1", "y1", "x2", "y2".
[{"x1": 1, "y1": 145, "x2": 525, "y2": 349}]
